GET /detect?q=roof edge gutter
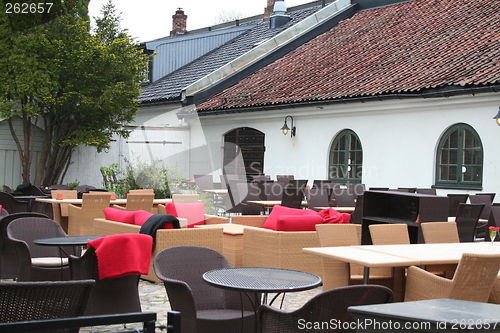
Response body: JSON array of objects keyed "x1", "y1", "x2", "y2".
[{"x1": 181, "y1": 0, "x2": 353, "y2": 102}]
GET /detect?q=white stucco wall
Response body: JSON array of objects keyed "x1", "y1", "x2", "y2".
[{"x1": 195, "y1": 93, "x2": 500, "y2": 199}]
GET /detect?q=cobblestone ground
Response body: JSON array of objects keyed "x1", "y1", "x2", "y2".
[{"x1": 79, "y1": 279, "x2": 323, "y2": 332}]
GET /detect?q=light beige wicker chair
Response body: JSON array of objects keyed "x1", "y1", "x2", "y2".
[
  {"x1": 67, "y1": 193, "x2": 111, "y2": 236},
  {"x1": 128, "y1": 189, "x2": 155, "y2": 194},
  {"x1": 421, "y1": 221, "x2": 460, "y2": 244},
  {"x1": 368, "y1": 224, "x2": 410, "y2": 245},
  {"x1": 172, "y1": 194, "x2": 199, "y2": 203},
  {"x1": 315, "y1": 224, "x2": 393, "y2": 290},
  {"x1": 488, "y1": 275, "x2": 500, "y2": 304},
  {"x1": 50, "y1": 190, "x2": 78, "y2": 233},
  {"x1": 113, "y1": 193, "x2": 155, "y2": 212},
  {"x1": 405, "y1": 252, "x2": 500, "y2": 302}
]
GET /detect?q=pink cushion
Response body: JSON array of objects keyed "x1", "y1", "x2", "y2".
[
  {"x1": 133, "y1": 210, "x2": 154, "y2": 226},
  {"x1": 275, "y1": 215, "x2": 324, "y2": 231},
  {"x1": 262, "y1": 205, "x2": 319, "y2": 230},
  {"x1": 318, "y1": 208, "x2": 351, "y2": 224},
  {"x1": 165, "y1": 202, "x2": 205, "y2": 227},
  {"x1": 103, "y1": 208, "x2": 136, "y2": 224}
]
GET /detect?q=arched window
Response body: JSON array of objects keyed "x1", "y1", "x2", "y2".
[
  {"x1": 329, "y1": 129, "x2": 362, "y2": 183},
  {"x1": 435, "y1": 123, "x2": 483, "y2": 189}
]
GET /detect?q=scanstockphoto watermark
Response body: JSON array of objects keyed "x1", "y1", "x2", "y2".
[{"x1": 297, "y1": 318, "x2": 500, "y2": 331}]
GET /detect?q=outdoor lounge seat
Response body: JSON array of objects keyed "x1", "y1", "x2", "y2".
[
  {"x1": 69, "y1": 234, "x2": 152, "y2": 315},
  {"x1": 7, "y1": 217, "x2": 80, "y2": 281},
  {"x1": 0, "y1": 212, "x2": 49, "y2": 279},
  {"x1": 93, "y1": 216, "x2": 224, "y2": 282},
  {"x1": 0, "y1": 192, "x2": 29, "y2": 214},
  {"x1": 404, "y1": 252, "x2": 500, "y2": 302},
  {"x1": 154, "y1": 246, "x2": 257, "y2": 333},
  {"x1": 257, "y1": 285, "x2": 393, "y2": 333}
]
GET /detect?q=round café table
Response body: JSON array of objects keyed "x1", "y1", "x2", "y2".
[{"x1": 203, "y1": 267, "x2": 322, "y2": 306}]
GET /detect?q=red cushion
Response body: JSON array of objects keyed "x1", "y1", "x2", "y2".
[
  {"x1": 103, "y1": 207, "x2": 136, "y2": 224},
  {"x1": 165, "y1": 202, "x2": 205, "y2": 227},
  {"x1": 318, "y1": 208, "x2": 352, "y2": 224},
  {"x1": 133, "y1": 210, "x2": 154, "y2": 226},
  {"x1": 262, "y1": 205, "x2": 319, "y2": 230},
  {"x1": 275, "y1": 215, "x2": 324, "y2": 231}
]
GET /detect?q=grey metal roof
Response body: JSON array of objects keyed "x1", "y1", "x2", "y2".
[
  {"x1": 145, "y1": 26, "x2": 253, "y2": 82},
  {"x1": 138, "y1": 5, "x2": 323, "y2": 105}
]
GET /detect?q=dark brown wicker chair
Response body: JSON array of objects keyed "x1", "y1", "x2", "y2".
[
  {"x1": 0, "y1": 279, "x2": 94, "y2": 333},
  {"x1": 7, "y1": 217, "x2": 80, "y2": 281},
  {"x1": 0, "y1": 192, "x2": 29, "y2": 214},
  {"x1": 257, "y1": 285, "x2": 394, "y2": 333},
  {"x1": 447, "y1": 193, "x2": 469, "y2": 217},
  {"x1": 69, "y1": 246, "x2": 142, "y2": 316},
  {"x1": 305, "y1": 187, "x2": 331, "y2": 209},
  {"x1": 455, "y1": 203, "x2": 484, "y2": 242},
  {"x1": 469, "y1": 194, "x2": 493, "y2": 220},
  {"x1": 280, "y1": 185, "x2": 304, "y2": 209},
  {"x1": 485, "y1": 206, "x2": 500, "y2": 242},
  {"x1": 0, "y1": 212, "x2": 49, "y2": 279},
  {"x1": 154, "y1": 246, "x2": 257, "y2": 333}
]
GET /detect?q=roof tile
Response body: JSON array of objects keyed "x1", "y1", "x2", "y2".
[{"x1": 198, "y1": 0, "x2": 500, "y2": 111}]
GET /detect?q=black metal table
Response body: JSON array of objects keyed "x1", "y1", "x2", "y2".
[
  {"x1": 34, "y1": 236, "x2": 102, "y2": 247},
  {"x1": 203, "y1": 267, "x2": 322, "y2": 306},
  {"x1": 348, "y1": 298, "x2": 500, "y2": 332},
  {"x1": 203, "y1": 267, "x2": 321, "y2": 333}
]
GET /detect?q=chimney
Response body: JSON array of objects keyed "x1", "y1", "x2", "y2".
[
  {"x1": 264, "y1": 0, "x2": 277, "y2": 18},
  {"x1": 170, "y1": 8, "x2": 187, "y2": 37},
  {"x1": 270, "y1": 1, "x2": 290, "y2": 29}
]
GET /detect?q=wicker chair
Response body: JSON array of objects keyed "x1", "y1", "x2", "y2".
[
  {"x1": 257, "y1": 285, "x2": 394, "y2": 333},
  {"x1": 305, "y1": 187, "x2": 331, "y2": 209},
  {"x1": 7, "y1": 217, "x2": 80, "y2": 281},
  {"x1": 404, "y1": 252, "x2": 500, "y2": 302},
  {"x1": 69, "y1": 235, "x2": 150, "y2": 315},
  {"x1": 469, "y1": 194, "x2": 492, "y2": 220},
  {"x1": 67, "y1": 192, "x2": 111, "y2": 236},
  {"x1": 368, "y1": 224, "x2": 410, "y2": 245},
  {"x1": 50, "y1": 190, "x2": 78, "y2": 233},
  {"x1": 0, "y1": 192, "x2": 28, "y2": 214},
  {"x1": 0, "y1": 208, "x2": 7, "y2": 216},
  {"x1": 0, "y1": 212, "x2": 49, "y2": 279},
  {"x1": 154, "y1": 246, "x2": 257, "y2": 333},
  {"x1": 455, "y1": 203, "x2": 484, "y2": 242},
  {"x1": 315, "y1": 224, "x2": 393, "y2": 290},
  {"x1": 113, "y1": 193, "x2": 155, "y2": 212},
  {"x1": 280, "y1": 185, "x2": 305, "y2": 209},
  {"x1": 485, "y1": 206, "x2": 500, "y2": 242},
  {"x1": 421, "y1": 221, "x2": 460, "y2": 243},
  {"x1": 447, "y1": 193, "x2": 469, "y2": 217},
  {"x1": 172, "y1": 194, "x2": 200, "y2": 203},
  {"x1": 0, "y1": 279, "x2": 94, "y2": 333}
]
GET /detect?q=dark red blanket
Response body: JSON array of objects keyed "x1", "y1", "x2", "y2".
[
  {"x1": 87, "y1": 233, "x2": 153, "y2": 279},
  {"x1": 318, "y1": 208, "x2": 352, "y2": 224}
]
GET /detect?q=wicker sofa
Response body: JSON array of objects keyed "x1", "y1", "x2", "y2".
[
  {"x1": 94, "y1": 214, "x2": 227, "y2": 282},
  {"x1": 231, "y1": 215, "x2": 323, "y2": 278}
]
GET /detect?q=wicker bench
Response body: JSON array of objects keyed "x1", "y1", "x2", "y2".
[
  {"x1": 93, "y1": 218, "x2": 224, "y2": 282},
  {"x1": 231, "y1": 215, "x2": 323, "y2": 278}
]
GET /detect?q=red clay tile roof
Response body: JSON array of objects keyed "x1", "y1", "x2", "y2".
[{"x1": 198, "y1": 0, "x2": 500, "y2": 112}]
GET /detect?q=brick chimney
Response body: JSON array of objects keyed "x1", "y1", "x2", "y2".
[
  {"x1": 264, "y1": 0, "x2": 278, "y2": 18},
  {"x1": 170, "y1": 8, "x2": 187, "y2": 37}
]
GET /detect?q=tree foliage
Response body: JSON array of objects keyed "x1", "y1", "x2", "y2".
[{"x1": 0, "y1": 0, "x2": 150, "y2": 185}]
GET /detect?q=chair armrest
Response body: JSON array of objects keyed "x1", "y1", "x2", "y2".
[
  {"x1": 67, "y1": 204, "x2": 82, "y2": 216},
  {"x1": 112, "y1": 204, "x2": 126, "y2": 210},
  {"x1": 231, "y1": 215, "x2": 267, "y2": 228},
  {"x1": 204, "y1": 215, "x2": 228, "y2": 224},
  {"x1": 404, "y1": 265, "x2": 453, "y2": 301}
]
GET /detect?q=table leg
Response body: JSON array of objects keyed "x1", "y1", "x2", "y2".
[
  {"x1": 363, "y1": 267, "x2": 370, "y2": 284},
  {"x1": 392, "y1": 267, "x2": 406, "y2": 302}
]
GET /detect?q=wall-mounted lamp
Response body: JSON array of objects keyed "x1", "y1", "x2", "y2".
[
  {"x1": 281, "y1": 115, "x2": 296, "y2": 137},
  {"x1": 494, "y1": 107, "x2": 500, "y2": 126}
]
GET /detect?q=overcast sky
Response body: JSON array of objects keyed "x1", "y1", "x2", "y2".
[{"x1": 88, "y1": 0, "x2": 312, "y2": 42}]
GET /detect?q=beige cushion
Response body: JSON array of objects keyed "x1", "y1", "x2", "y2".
[{"x1": 31, "y1": 257, "x2": 69, "y2": 267}]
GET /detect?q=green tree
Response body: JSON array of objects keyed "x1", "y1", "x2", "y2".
[{"x1": 0, "y1": 0, "x2": 150, "y2": 186}]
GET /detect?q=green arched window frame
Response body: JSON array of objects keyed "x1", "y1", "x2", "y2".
[
  {"x1": 435, "y1": 123, "x2": 483, "y2": 190},
  {"x1": 328, "y1": 129, "x2": 362, "y2": 183}
]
